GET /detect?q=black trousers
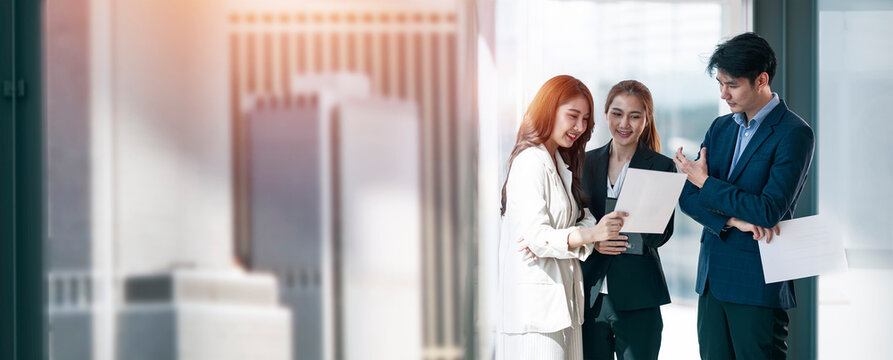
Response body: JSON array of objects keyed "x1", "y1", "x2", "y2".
[
  {"x1": 697, "y1": 284, "x2": 789, "y2": 359},
  {"x1": 582, "y1": 293, "x2": 663, "y2": 360}
]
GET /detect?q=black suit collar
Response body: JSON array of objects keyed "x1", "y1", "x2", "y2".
[
  {"x1": 630, "y1": 143, "x2": 656, "y2": 169},
  {"x1": 598, "y1": 140, "x2": 657, "y2": 169},
  {"x1": 589, "y1": 140, "x2": 657, "y2": 217}
]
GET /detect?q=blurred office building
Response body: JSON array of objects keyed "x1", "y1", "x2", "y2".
[
  {"x1": 44, "y1": 0, "x2": 478, "y2": 359},
  {"x1": 229, "y1": 1, "x2": 477, "y2": 359},
  {"x1": 40, "y1": 0, "x2": 893, "y2": 359},
  {"x1": 46, "y1": 0, "x2": 295, "y2": 359}
]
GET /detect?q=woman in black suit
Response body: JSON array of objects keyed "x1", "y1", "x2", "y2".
[{"x1": 580, "y1": 80, "x2": 676, "y2": 360}]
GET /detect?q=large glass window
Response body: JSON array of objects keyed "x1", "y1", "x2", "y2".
[
  {"x1": 41, "y1": 0, "x2": 787, "y2": 359},
  {"x1": 479, "y1": 1, "x2": 747, "y2": 358},
  {"x1": 817, "y1": 1, "x2": 893, "y2": 358},
  {"x1": 43, "y1": 1, "x2": 474, "y2": 359}
]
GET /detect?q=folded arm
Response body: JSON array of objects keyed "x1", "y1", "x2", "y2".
[{"x1": 697, "y1": 126, "x2": 815, "y2": 228}]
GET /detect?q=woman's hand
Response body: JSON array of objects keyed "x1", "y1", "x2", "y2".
[
  {"x1": 727, "y1": 217, "x2": 780, "y2": 243},
  {"x1": 518, "y1": 237, "x2": 538, "y2": 262},
  {"x1": 520, "y1": 210, "x2": 631, "y2": 259},
  {"x1": 589, "y1": 211, "x2": 629, "y2": 255},
  {"x1": 594, "y1": 239, "x2": 629, "y2": 255}
]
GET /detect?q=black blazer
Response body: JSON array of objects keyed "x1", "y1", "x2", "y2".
[{"x1": 581, "y1": 141, "x2": 675, "y2": 313}]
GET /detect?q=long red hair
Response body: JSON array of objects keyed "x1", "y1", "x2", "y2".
[
  {"x1": 604, "y1": 80, "x2": 661, "y2": 152},
  {"x1": 500, "y1": 75, "x2": 595, "y2": 221}
]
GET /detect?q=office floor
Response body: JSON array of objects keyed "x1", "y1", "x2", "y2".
[{"x1": 659, "y1": 302, "x2": 699, "y2": 359}]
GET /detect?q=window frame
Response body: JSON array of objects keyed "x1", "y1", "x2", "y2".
[{"x1": 1, "y1": 0, "x2": 46, "y2": 358}]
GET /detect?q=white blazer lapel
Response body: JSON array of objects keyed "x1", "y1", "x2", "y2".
[{"x1": 554, "y1": 151, "x2": 577, "y2": 225}]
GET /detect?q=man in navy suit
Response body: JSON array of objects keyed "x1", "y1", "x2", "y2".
[{"x1": 673, "y1": 32, "x2": 815, "y2": 359}]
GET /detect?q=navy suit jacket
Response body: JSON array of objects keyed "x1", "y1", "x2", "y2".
[
  {"x1": 679, "y1": 99, "x2": 814, "y2": 309},
  {"x1": 581, "y1": 142, "x2": 675, "y2": 313}
]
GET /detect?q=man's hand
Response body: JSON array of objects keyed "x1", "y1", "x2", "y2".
[
  {"x1": 727, "y1": 217, "x2": 781, "y2": 243},
  {"x1": 674, "y1": 147, "x2": 709, "y2": 188}
]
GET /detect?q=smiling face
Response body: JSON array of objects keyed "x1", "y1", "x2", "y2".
[
  {"x1": 544, "y1": 95, "x2": 590, "y2": 153},
  {"x1": 606, "y1": 94, "x2": 647, "y2": 148}
]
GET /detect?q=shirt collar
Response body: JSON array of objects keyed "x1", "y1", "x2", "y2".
[{"x1": 732, "y1": 93, "x2": 780, "y2": 127}]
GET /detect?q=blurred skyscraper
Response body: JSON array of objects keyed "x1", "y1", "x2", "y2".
[
  {"x1": 45, "y1": 0, "x2": 296, "y2": 359},
  {"x1": 45, "y1": 0, "x2": 481, "y2": 358},
  {"x1": 229, "y1": 1, "x2": 478, "y2": 359},
  {"x1": 246, "y1": 93, "x2": 328, "y2": 360}
]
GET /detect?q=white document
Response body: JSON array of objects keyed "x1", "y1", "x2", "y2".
[
  {"x1": 758, "y1": 215, "x2": 848, "y2": 283},
  {"x1": 613, "y1": 168, "x2": 687, "y2": 233}
]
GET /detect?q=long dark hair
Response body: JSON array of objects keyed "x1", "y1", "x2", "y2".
[
  {"x1": 604, "y1": 80, "x2": 661, "y2": 152},
  {"x1": 500, "y1": 75, "x2": 595, "y2": 222}
]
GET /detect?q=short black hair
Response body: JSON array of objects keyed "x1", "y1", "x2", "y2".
[{"x1": 707, "y1": 32, "x2": 777, "y2": 86}]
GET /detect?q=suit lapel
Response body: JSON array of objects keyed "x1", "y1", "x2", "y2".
[
  {"x1": 555, "y1": 151, "x2": 576, "y2": 221},
  {"x1": 726, "y1": 101, "x2": 787, "y2": 183},
  {"x1": 590, "y1": 143, "x2": 610, "y2": 218},
  {"x1": 714, "y1": 118, "x2": 738, "y2": 181},
  {"x1": 629, "y1": 145, "x2": 655, "y2": 171},
  {"x1": 587, "y1": 142, "x2": 663, "y2": 218}
]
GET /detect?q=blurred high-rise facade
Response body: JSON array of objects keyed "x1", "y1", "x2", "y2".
[
  {"x1": 32, "y1": 0, "x2": 893, "y2": 359},
  {"x1": 45, "y1": 0, "x2": 479, "y2": 359},
  {"x1": 228, "y1": 1, "x2": 478, "y2": 359}
]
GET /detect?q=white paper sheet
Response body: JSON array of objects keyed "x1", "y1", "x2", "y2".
[
  {"x1": 613, "y1": 168, "x2": 687, "y2": 233},
  {"x1": 758, "y1": 215, "x2": 848, "y2": 284}
]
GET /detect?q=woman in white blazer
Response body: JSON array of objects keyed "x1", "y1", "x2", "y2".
[{"x1": 496, "y1": 75, "x2": 629, "y2": 360}]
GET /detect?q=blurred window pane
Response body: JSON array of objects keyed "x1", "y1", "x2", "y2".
[{"x1": 817, "y1": 1, "x2": 893, "y2": 359}]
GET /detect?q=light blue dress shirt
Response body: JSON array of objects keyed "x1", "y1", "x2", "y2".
[{"x1": 728, "y1": 93, "x2": 780, "y2": 176}]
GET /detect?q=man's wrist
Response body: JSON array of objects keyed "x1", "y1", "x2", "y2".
[
  {"x1": 688, "y1": 175, "x2": 710, "y2": 189},
  {"x1": 723, "y1": 217, "x2": 738, "y2": 232},
  {"x1": 694, "y1": 174, "x2": 708, "y2": 188}
]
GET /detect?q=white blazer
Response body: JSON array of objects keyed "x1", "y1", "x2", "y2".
[{"x1": 497, "y1": 144, "x2": 596, "y2": 334}]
